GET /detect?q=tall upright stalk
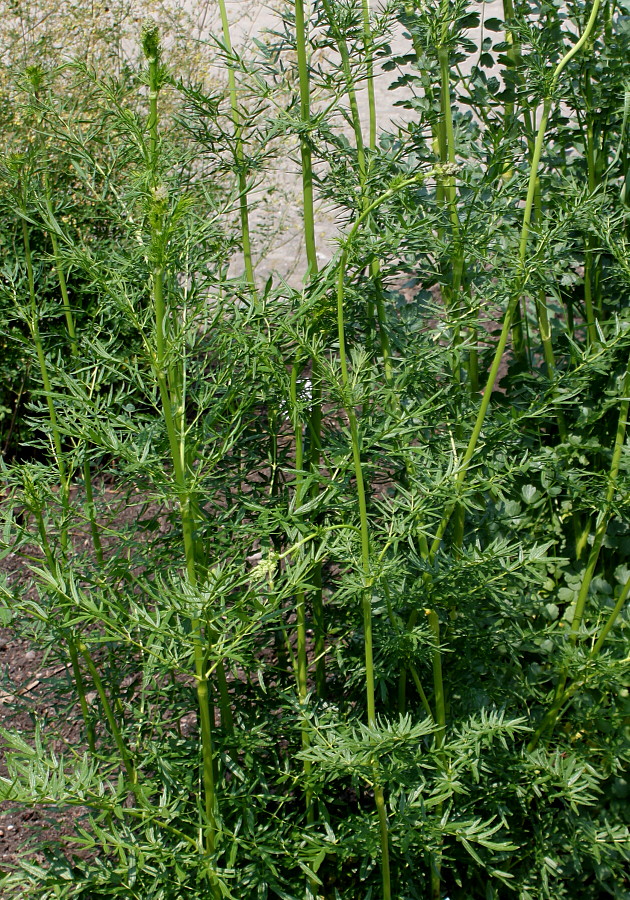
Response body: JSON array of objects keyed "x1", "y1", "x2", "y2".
[
  {"x1": 295, "y1": 0, "x2": 318, "y2": 276},
  {"x1": 217, "y1": 0, "x2": 256, "y2": 294},
  {"x1": 337, "y1": 255, "x2": 391, "y2": 900},
  {"x1": 361, "y1": 0, "x2": 376, "y2": 153},
  {"x1": 320, "y1": 0, "x2": 393, "y2": 383},
  {"x1": 142, "y1": 28, "x2": 219, "y2": 880},
  {"x1": 294, "y1": 0, "x2": 326, "y2": 698},
  {"x1": 502, "y1": 0, "x2": 534, "y2": 364},
  {"x1": 289, "y1": 365, "x2": 316, "y2": 851},
  {"x1": 332, "y1": 173, "x2": 429, "y2": 900},
  {"x1": 429, "y1": 0, "x2": 603, "y2": 558},
  {"x1": 582, "y1": 34, "x2": 602, "y2": 341}
]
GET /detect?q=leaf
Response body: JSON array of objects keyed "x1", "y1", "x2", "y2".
[
  {"x1": 484, "y1": 17, "x2": 504, "y2": 31},
  {"x1": 522, "y1": 484, "x2": 540, "y2": 504}
]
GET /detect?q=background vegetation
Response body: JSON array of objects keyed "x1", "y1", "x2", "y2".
[{"x1": 0, "y1": 1, "x2": 629, "y2": 899}]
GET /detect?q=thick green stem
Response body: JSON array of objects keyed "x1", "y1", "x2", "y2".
[
  {"x1": 143, "y1": 32, "x2": 220, "y2": 876},
  {"x1": 295, "y1": 0, "x2": 318, "y2": 275},
  {"x1": 218, "y1": 0, "x2": 256, "y2": 294}
]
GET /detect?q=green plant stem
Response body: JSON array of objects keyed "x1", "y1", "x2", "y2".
[
  {"x1": 429, "y1": 0, "x2": 602, "y2": 559},
  {"x1": 568, "y1": 365, "x2": 629, "y2": 641},
  {"x1": 337, "y1": 263, "x2": 391, "y2": 897},
  {"x1": 437, "y1": 35, "x2": 473, "y2": 548},
  {"x1": 592, "y1": 575, "x2": 630, "y2": 655},
  {"x1": 501, "y1": 0, "x2": 537, "y2": 364},
  {"x1": 527, "y1": 574, "x2": 630, "y2": 751},
  {"x1": 320, "y1": 0, "x2": 392, "y2": 388},
  {"x1": 144, "y1": 35, "x2": 219, "y2": 874},
  {"x1": 43, "y1": 176, "x2": 104, "y2": 567},
  {"x1": 333, "y1": 178, "x2": 434, "y2": 897},
  {"x1": 21, "y1": 209, "x2": 70, "y2": 556},
  {"x1": 78, "y1": 641, "x2": 137, "y2": 784},
  {"x1": 583, "y1": 44, "x2": 601, "y2": 337},
  {"x1": 295, "y1": 0, "x2": 326, "y2": 699},
  {"x1": 361, "y1": 0, "x2": 376, "y2": 153},
  {"x1": 437, "y1": 45, "x2": 464, "y2": 299},
  {"x1": 528, "y1": 359, "x2": 630, "y2": 751},
  {"x1": 290, "y1": 363, "x2": 315, "y2": 828},
  {"x1": 502, "y1": 0, "x2": 519, "y2": 130},
  {"x1": 428, "y1": 608, "x2": 446, "y2": 899},
  {"x1": 295, "y1": 0, "x2": 318, "y2": 275},
  {"x1": 218, "y1": 0, "x2": 257, "y2": 294},
  {"x1": 67, "y1": 640, "x2": 97, "y2": 753}
]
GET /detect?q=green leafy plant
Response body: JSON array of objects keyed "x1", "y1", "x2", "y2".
[{"x1": 1, "y1": 2, "x2": 629, "y2": 899}]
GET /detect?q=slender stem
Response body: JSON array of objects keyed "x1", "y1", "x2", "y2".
[
  {"x1": 295, "y1": 0, "x2": 318, "y2": 275},
  {"x1": 528, "y1": 358, "x2": 630, "y2": 751},
  {"x1": 290, "y1": 363, "x2": 315, "y2": 827},
  {"x1": 218, "y1": 0, "x2": 257, "y2": 294},
  {"x1": 43, "y1": 174, "x2": 104, "y2": 567},
  {"x1": 591, "y1": 576, "x2": 630, "y2": 656},
  {"x1": 29, "y1": 488, "x2": 97, "y2": 754},
  {"x1": 429, "y1": 0, "x2": 602, "y2": 559},
  {"x1": 527, "y1": 576, "x2": 630, "y2": 752},
  {"x1": 428, "y1": 609, "x2": 446, "y2": 899},
  {"x1": 569, "y1": 365, "x2": 630, "y2": 643},
  {"x1": 66, "y1": 640, "x2": 96, "y2": 753},
  {"x1": 21, "y1": 212, "x2": 104, "y2": 753},
  {"x1": 79, "y1": 641, "x2": 137, "y2": 783},
  {"x1": 428, "y1": 613, "x2": 446, "y2": 749},
  {"x1": 143, "y1": 31, "x2": 220, "y2": 877},
  {"x1": 361, "y1": 0, "x2": 376, "y2": 153},
  {"x1": 21, "y1": 207, "x2": 70, "y2": 557},
  {"x1": 337, "y1": 245, "x2": 391, "y2": 900},
  {"x1": 437, "y1": 45, "x2": 463, "y2": 297},
  {"x1": 583, "y1": 41, "x2": 601, "y2": 337},
  {"x1": 409, "y1": 665, "x2": 435, "y2": 721},
  {"x1": 502, "y1": 0, "x2": 518, "y2": 130},
  {"x1": 321, "y1": 0, "x2": 366, "y2": 181},
  {"x1": 295, "y1": 0, "x2": 326, "y2": 699}
]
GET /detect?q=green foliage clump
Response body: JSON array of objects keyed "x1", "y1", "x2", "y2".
[{"x1": 0, "y1": 2, "x2": 629, "y2": 900}]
